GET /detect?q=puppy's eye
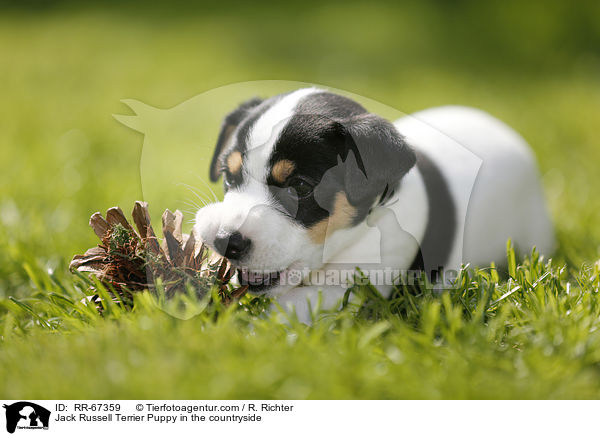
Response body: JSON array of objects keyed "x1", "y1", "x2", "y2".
[
  {"x1": 223, "y1": 170, "x2": 234, "y2": 189},
  {"x1": 286, "y1": 176, "x2": 314, "y2": 199}
]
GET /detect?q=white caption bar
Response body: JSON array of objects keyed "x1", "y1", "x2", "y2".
[{"x1": 0, "y1": 400, "x2": 597, "y2": 435}]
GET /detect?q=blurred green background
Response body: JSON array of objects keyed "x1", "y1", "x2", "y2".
[{"x1": 1, "y1": 0, "x2": 599, "y2": 299}]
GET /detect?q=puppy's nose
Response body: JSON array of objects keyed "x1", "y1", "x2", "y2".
[{"x1": 213, "y1": 232, "x2": 252, "y2": 260}]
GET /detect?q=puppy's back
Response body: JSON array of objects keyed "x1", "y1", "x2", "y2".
[{"x1": 394, "y1": 105, "x2": 555, "y2": 270}]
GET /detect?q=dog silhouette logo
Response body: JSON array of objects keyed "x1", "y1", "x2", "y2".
[
  {"x1": 113, "y1": 81, "x2": 483, "y2": 310},
  {"x1": 3, "y1": 402, "x2": 50, "y2": 434}
]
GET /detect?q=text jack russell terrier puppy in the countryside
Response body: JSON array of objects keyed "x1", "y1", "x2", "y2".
[{"x1": 194, "y1": 88, "x2": 554, "y2": 322}]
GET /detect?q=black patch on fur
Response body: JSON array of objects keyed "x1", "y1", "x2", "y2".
[
  {"x1": 267, "y1": 91, "x2": 417, "y2": 230},
  {"x1": 267, "y1": 112, "x2": 345, "y2": 227},
  {"x1": 412, "y1": 151, "x2": 456, "y2": 274}
]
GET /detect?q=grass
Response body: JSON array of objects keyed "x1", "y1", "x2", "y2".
[
  {"x1": 1, "y1": 2, "x2": 600, "y2": 398},
  {"x1": 2, "y1": 245, "x2": 600, "y2": 398}
]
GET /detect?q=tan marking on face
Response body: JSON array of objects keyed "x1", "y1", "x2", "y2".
[
  {"x1": 226, "y1": 151, "x2": 243, "y2": 174},
  {"x1": 272, "y1": 159, "x2": 296, "y2": 184},
  {"x1": 308, "y1": 192, "x2": 356, "y2": 244}
]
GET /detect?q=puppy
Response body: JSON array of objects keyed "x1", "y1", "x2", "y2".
[{"x1": 194, "y1": 88, "x2": 554, "y2": 322}]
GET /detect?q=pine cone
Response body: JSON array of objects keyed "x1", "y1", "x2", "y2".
[{"x1": 70, "y1": 201, "x2": 247, "y2": 310}]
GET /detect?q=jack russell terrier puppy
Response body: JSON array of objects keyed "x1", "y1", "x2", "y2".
[{"x1": 194, "y1": 88, "x2": 554, "y2": 322}]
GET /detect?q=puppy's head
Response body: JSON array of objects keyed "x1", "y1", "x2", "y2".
[{"x1": 195, "y1": 88, "x2": 416, "y2": 295}]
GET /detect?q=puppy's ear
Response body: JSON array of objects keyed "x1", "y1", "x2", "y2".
[
  {"x1": 339, "y1": 113, "x2": 416, "y2": 205},
  {"x1": 209, "y1": 97, "x2": 263, "y2": 182}
]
